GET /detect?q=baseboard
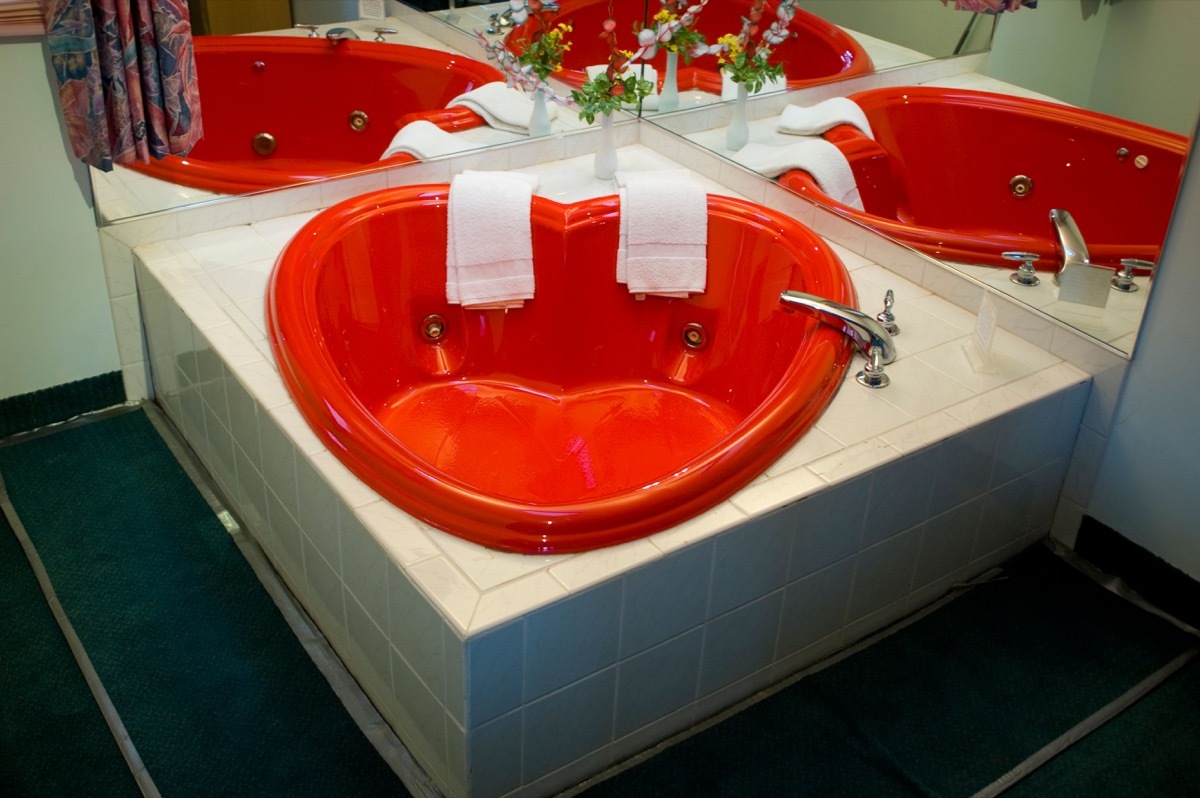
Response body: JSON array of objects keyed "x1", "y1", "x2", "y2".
[
  {"x1": 0, "y1": 372, "x2": 126, "y2": 439},
  {"x1": 1075, "y1": 516, "x2": 1200, "y2": 631}
]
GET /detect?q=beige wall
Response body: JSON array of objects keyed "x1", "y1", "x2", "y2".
[{"x1": 0, "y1": 40, "x2": 119, "y2": 399}]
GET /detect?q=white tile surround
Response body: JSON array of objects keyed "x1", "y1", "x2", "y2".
[{"x1": 92, "y1": 14, "x2": 1137, "y2": 796}]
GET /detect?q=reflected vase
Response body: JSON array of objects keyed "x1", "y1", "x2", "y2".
[
  {"x1": 659, "y1": 50, "x2": 680, "y2": 113},
  {"x1": 726, "y1": 83, "x2": 749, "y2": 151},
  {"x1": 594, "y1": 112, "x2": 618, "y2": 180},
  {"x1": 529, "y1": 89, "x2": 552, "y2": 138}
]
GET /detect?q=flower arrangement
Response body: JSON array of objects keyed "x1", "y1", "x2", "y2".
[
  {"x1": 702, "y1": 0, "x2": 796, "y2": 93},
  {"x1": 517, "y1": 21, "x2": 573, "y2": 81},
  {"x1": 474, "y1": 1, "x2": 572, "y2": 106},
  {"x1": 650, "y1": 0, "x2": 709, "y2": 62},
  {"x1": 570, "y1": 5, "x2": 655, "y2": 124}
]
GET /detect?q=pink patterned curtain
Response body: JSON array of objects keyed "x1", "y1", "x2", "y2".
[
  {"x1": 43, "y1": 0, "x2": 202, "y2": 171},
  {"x1": 941, "y1": 0, "x2": 1037, "y2": 12}
]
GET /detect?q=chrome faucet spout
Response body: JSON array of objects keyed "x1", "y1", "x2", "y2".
[
  {"x1": 325, "y1": 27, "x2": 359, "y2": 42},
  {"x1": 779, "y1": 290, "x2": 896, "y2": 364},
  {"x1": 1050, "y1": 208, "x2": 1090, "y2": 273}
]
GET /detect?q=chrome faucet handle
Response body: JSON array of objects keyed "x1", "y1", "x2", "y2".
[
  {"x1": 372, "y1": 27, "x2": 397, "y2": 42},
  {"x1": 856, "y1": 345, "x2": 890, "y2": 389},
  {"x1": 1112, "y1": 258, "x2": 1155, "y2": 293},
  {"x1": 875, "y1": 289, "x2": 899, "y2": 335},
  {"x1": 293, "y1": 23, "x2": 319, "y2": 37},
  {"x1": 1002, "y1": 251, "x2": 1041, "y2": 286}
]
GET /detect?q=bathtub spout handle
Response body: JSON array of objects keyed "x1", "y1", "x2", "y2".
[
  {"x1": 293, "y1": 23, "x2": 319, "y2": 37},
  {"x1": 1050, "y1": 209, "x2": 1108, "y2": 285},
  {"x1": 325, "y1": 27, "x2": 360, "y2": 42},
  {"x1": 875, "y1": 289, "x2": 900, "y2": 336},
  {"x1": 857, "y1": 345, "x2": 890, "y2": 389},
  {"x1": 372, "y1": 27, "x2": 398, "y2": 42},
  {"x1": 780, "y1": 290, "x2": 896, "y2": 365}
]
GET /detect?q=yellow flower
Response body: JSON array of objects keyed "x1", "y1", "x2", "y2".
[
  {"x1": 654, "y1": 9, "x2": 676, "y2": 23},
  {"x1": 718, "y1": 33, "x2": 742, "y2": 56}
]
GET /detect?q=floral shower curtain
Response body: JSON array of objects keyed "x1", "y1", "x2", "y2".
[
  {"x1": 941, "y1": 0, "x2": 1037, "y2": 12},
  {"x1": 43, "y1": 0, "x2": 202, "y2": 171}
]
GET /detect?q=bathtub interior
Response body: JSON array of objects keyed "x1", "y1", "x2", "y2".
[
  {"x1": 779, "y1": 89, "x2": 1187, "y2": 269},
  {"x1": 504, "y1": 0, "x2": 870, "y2": 90},
  {"x1": 269, "y1": 187, "x2": 857, "y2": 551}
]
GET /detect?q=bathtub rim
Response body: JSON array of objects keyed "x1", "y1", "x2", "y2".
[{"x1": 267, "y1": 184, "x2": 858, "y2": 554}]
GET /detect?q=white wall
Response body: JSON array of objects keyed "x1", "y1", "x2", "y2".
[
  {"x1": 796, "y1": 0, "x2": 993, "y2": 59},
  {"x1": 291, "y1": 0, "x2": 361, "y2": 25},
  {"x1": 0, "y1": 40, "x2": 120, "y2": 400},
  {"x1": 1089, "y1": 0, "x2": 1200, "y2": 135},
  {"x1": 1088, "y1": 126, "x2": 1200, "y2": 580},
  {"x1": 984, "y1": 0, "x2": 1111, "y2": 111}
]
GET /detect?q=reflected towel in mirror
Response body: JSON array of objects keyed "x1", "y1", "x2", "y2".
[
  {"x1": 736, "y1": 139, "x2": 864, "y2": 211},
  {"x1": 777, "y1": 97, "x2": 874, "y2": 139},
  {"x1": 447, "y1": 82, "x2": 558, "y2": 134},
  {"x1": 380, "y1": 120, "x2": 480, "y2": 160}
]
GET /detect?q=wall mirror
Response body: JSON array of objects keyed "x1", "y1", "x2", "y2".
[
  {"x1": 90, "y1": 0, "x2": 986, "y2": 224},
  {"x1": 88, "y1": 0, "x2": 619, "y2": 224},
  {"x1": 644, "y1": 0, "x2": 1198, "y2": 357}
]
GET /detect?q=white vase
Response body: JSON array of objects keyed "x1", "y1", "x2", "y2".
[
  {"x1": 594, "y1": 111, "x2": 618, "y2": 180},
  {"x1": 529, "y1": 88, "x2": 552, "y2": 138},
  {"x1": 726, "y1": 83, "x2": 749, "y2": 151},
  {"x1": 659, "y1": 50, "x2": 680, "y2": 113}
]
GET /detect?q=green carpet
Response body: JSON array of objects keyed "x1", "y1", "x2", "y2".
[
  {"x1": 0, "y1": 371, "x2": 125, "y2": 439},
  {"x1": 0, "y1": 409, "x2": 410, "y2": 797},
  {"x1": 583, "y1": 546, "x2": 1196, "y2": 797},
  {"x1": 0, "y1": 508, "x2": 141, "y2": 797},
  {"x1": 1007, "y1": 658, "x2": 1200, "y2": 797}
]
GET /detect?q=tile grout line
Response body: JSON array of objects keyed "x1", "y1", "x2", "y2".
[
  {"x1": 139, "y1": 401, "x2": 445, "y2": 798},
  {"x1": 0, "y1": 470, "x2": 161, "y2": 798}
]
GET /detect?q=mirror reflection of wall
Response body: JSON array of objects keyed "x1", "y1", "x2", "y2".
[
  {"x1": 984, "y1": 0, "x2": 1200, "y2": 135},
  {"x1": 192, "y1": 0, "x2": 293, "y2": 35},
  {"x1": 291, "y1": 0, "x2": 362, "y2": 24},
  {"x1": 794, "y1": 0, "x2": 995, "y2": 59}
]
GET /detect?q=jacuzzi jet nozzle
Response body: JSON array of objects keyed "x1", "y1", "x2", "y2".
[
  {"x1": 682, "y1": 323, "x2": 708, "y2": 350},
  {"x1": 421, "y1": 314, "x2": 447, "y2": 342}
]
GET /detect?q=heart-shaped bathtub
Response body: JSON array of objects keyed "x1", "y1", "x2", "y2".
[{"x1": 267, "y1": 186, "x2": 856, "y2": 553}]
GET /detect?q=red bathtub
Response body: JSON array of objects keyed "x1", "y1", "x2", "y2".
[
  {"x1": 779, "y1": 87, "x2": 1189, "y2": 271},
  {"x1": 505, "y1": 0, "x2": 872, "y2": 94},
  {"x1": 267, "y1": 186, "x2": 856, "y2": 553},
  {"x1": 126, "y1": 36, "x2": 499, "y2": 194}
]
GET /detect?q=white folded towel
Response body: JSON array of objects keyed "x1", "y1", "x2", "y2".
[
  {"x1": 720, "y1": 71, "x2": 787, "y2": 101},
  {"x1": 380, "y1": 120, "x2": 479, "y2": 161},
  {"x1": 616, "y1": 173, "x2": 707, "y2": 297},
  {"x1": 777, "y1": 97, "x2": 874, "y2": 139},
  {"x1": 735, "y1": 139, "x2": 864, "y2": 211},
  {"x1": 446, "y1": 171, "x2": 540, "y2": 309},
  {"x1": 446, "y1": 82, "x2": 558, "y2": 135}
]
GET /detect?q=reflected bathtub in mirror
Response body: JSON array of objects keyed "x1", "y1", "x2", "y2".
[
  {"x1": 267, "y1": 185, "x2": 857, "y2": 554},
  {"x1": 124, "y1": 36, "x2": 500, "y2": 194},
  {"x1": 777, "y1": 87, "x2": 1188, "y2": 272},
  {"x1": 503, "y1": 0, "x2": 873, "y2": 94}
]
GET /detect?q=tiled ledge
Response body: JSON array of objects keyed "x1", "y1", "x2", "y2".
[{"x1": 133, "y1": 142, "x2": 1090, "y2": 797}]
